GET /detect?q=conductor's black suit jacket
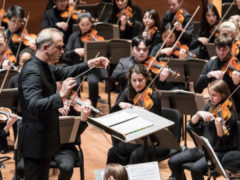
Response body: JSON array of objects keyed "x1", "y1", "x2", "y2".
[{"x1": 18, "y1": 56, "x2": 89, "y2": 158}]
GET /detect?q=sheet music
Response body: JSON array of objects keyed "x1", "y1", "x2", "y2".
[
  {"x1": 111, "y1": 117, "x2": 153, "y2": 135},
  {"x1": 126, "y1": 161, "x2": 161, "y2": 180},
  {"x1": 93, "y1": 112, "x2": 139, "y2": 127}
]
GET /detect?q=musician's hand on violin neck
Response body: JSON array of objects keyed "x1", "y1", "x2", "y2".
[
  {"x1": 207, "y1": 70, "x2": 224, "y2": 80},
  {"x1": 58, "y1": 104, "x2": 70, "y2": 116},
  {"x1": 88, "y1": 56, "x2": 110, "y2": 69},
  {"x1": 59, "y1": 77, "x2": 76, "y2": 98},
  {"x1": 56, "y1": 22, "x2": 68, "y2": 31},
  {"x1": 119, "y1": 102, "x2": 133, "y2": 109},
  {"x1": 174, "y1": 21, "x2": 184, "y2": 32},
  {"x1": 160, "y1": 47, "x2": 173, "y2": 56},
  {"x1": 232, "y1": 71, "x2": 240, "y2": 85}
]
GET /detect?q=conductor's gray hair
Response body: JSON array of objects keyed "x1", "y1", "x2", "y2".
[{"x1": 35, "y1": 28, "x2": 63, "y2": 50}]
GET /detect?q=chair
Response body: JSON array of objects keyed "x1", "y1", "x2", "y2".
[
  {"x1": 154, "y1": 107, "x2": 183, "y2": 162},
  {"x1": 0, "y1": 156, "x2": 11, "y2": 180},
  {"x1": 15, "y1": 118, "x2": 85, "y2": 180}
]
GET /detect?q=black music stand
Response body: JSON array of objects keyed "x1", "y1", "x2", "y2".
[
  {"x1": 159, "y1": 90, "x2": 205, "y2": 146},
  {"x1": 222, "y1": 3, "x2": 239, "y2": 20},
  {"x1": 0, "y1": 88, "x2": 18, "y2": 110},
  {"x1": 206, "y1": 43, "x2": 216, "y2": 58},
  {"x1": 0, "y1": 70, "x2": 18, "y2": 89},
  {"x1": 84, "y1": 41, "x2": 109, "y2": 60},
  {"x1": 95, "y1": 22, "x2": 120, "y2": 40},
  {"x1": 190, "y1": 130, "x2": 228, "y2": 180},
  {"x1": 185, "y1": 58, "x2": 207, "y2": 82},
  {"x1": 59, "y1": 116, "x2": 82, "y2": 144}
]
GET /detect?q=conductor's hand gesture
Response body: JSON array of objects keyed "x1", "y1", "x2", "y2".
[{"x1": 59, "y1": 78, "x2": 76, "y2": 98}]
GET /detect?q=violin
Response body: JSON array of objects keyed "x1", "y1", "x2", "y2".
[
  {"x1": 174, "y1": 9, "x2": 184, "y2": 24},
  {"x1": 0, "y1": 107, "x2": 22, "y2": 122},
  {"x1": 63, "y1": 90, "x2": 103, "y2": 115},
  {"x1": 144, "y1": 26, "x2": 158, "y2": 40},
  {"x1": 209, "y1": 26, "x2": 220, "y2": 39},
  {"x1": 0, "y1": 49, "x2": 16, "y2": 64},
  {"x1": 172, "y1": 41, "x2": 189, "y2": 57},
  {"x1": 212, "y1": 99, "x2": 232, "y2": 136},
  {"x1": 144, "y1": 56, "x2": 180, "y2": 78},
  {"x1": 11, "y1": 29, "x2": 37, "y2": 47},
  {"x1": 60, "y1": 5, "x2": 84, "y2": 21},
  {"x1": 221, "y1": 56, "x2": 240, "y2": 78},
  {"x1": 116, "y1": 6, "x2": 133, "y2": 19},
  {"x1": 133, "y1": 87, "x2": 153, "y2": 110},
  {"x1": 81, "y1": 29, "x2": 104, "y2": 42}
]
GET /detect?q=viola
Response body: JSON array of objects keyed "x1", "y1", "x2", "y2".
[
  {"x1": 60, "y1": 5, "x2": 84, "y2": 21},
  {"x1": 133, "y1": 87, "x2": 153, "y2": 110},
  {"x1": 0, "y1": 107, "x2": 22, "y2": 122},
  {"x1": 221, "y1": 56, "x2": 240, "y2": 78},
  {"x1": 11, "y1": 29, "x2": 37, "y2": 47},
  {"x1": 144, "y1": 57, "x2": 180, "y2": 78},
  {"x1": 81, "y1": 29, "x2": 104, "y2": 42},
  {"x1": 116, "y1": 6, "x2": 133, "y2": 20},
  {"x1": 212, "y1": 99, "x2": 232, "y2": 136},
  {"x1": 174, "y1": 9, "x2": 184, "y2": 24}
]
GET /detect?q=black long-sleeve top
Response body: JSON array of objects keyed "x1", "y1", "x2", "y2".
[
  {"x1": 189, "y1": 102, "x2": 237, "y2": 152},
  {"x1": 194, "y1": 56, "x2": 240, "y2": 113},
  {"x1": 162, "y1": 8, "x2": 194, "y2": 46}
]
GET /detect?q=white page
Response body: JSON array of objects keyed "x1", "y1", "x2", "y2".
[
  {"x1": 126, "y1": 161, "x2": 161, "y2": 180},
  {"x1": 94, "y1": 112, "x2": 139, "y2": 127},
  {"x1": 111, "y1": 117, "x2": 153, "y2": 135}
]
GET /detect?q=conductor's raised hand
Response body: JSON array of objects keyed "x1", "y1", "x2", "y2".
[
  {"x1": 87, "y1": 56, "x2": 110, "y2": 69},
  {"x1": 59, "y1": 77, "x2": 76, "y2": 98}
]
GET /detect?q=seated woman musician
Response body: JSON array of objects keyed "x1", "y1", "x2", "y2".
[
  {"x1": 108, "y1": 64, "x2": 171, "y2": 165},
  {"x1": 0, "y1": 30, "x2": 17, "y2": 70},
  {"x1": 190, "y1": 4, "x2": 220, "y2": 60},
  {"x1": 64, "y1": 12, "x2": 104, "y2": 108},
  {"x1": 142, "y1": 9, "x2": 162, "y2": 51},
  {"x1": 168, "y1": 79, "x2": 238, "y2": 180},
  {"x1": 150, "y1": 23, "x2": 194, "y2": 60}
]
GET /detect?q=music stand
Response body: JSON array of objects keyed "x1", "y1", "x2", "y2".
[
  {"x1": 0, "y1": 70, "x2": 18, "y2": 89},
  {"x1": 206, "y1": 43, "x2": 216, "y2": 58},
  {"x1": 190, "y1": 130, "x2": 228, "y2": 179},
  {"x1": 59, "y1": 116, "x2": 82, "y2": 144},
  {"x1": 0, "y1": 88, "x2": 18, "y2": 109},
  {"x1": 84, "y1": 41, "x2": 109, "y2": 61},
  {"x1": 95, "y1": 22, "x2": 119, "y2": 40},
  {"x1": 185, "y1": 58, "x2": 207, "y2": 82}
]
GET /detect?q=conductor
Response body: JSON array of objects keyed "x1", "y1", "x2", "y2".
[{"x1": 18, "y1": 28, "x2": 109, "y2": 180}]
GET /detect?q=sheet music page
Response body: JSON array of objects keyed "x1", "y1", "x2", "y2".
[
  {"x1": 93, "y1": 112, "x2": 139, "y2": 127},
  {"x1": 126, "y1": 161, "x2": 161, "y2": 180},
  {"x1": 111, "y1": 117, "x2": 153, "y2": 135}
]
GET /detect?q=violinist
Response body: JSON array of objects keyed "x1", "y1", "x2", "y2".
[
  {"x1": 41, "y1": 0, "x2": 75, "y2": 44},
  {"x1": 190, "y1": 4, "x2": 220, "y2": 59},
  {"x1": 109, "y1": 0, "x2": 142, "y2": 39},
  {"x1": 108, "y1": 64, "x2": 170, "y2": 165},
  {"x1": 4, "y1": 5, "x2": 27, "y2": 57},
  {"x1": 168, "y1": 79, "x2": 237, "y2": 180},
  {"x1": 64, "y1": 12, "x2": 104, "y2": 108},
  {"x1": 150, "y1": 23, "x2": 190, "y2": 60},
  {"x1": 162, "y1": 0, "x2": 194, "y2": 46},
  {"x1": 0, "y1": 30, "x2": 17, "y2": 70},
  {"x1": 142, "y1": 9, "x2": 162, "y2": 51},
  {"x1": 0, "y1": 113, "x2": 18, "y2": 154},
  {"x1": 194, "y1": 34, "x2": 240, "y2": 115},
  {"x1": 111, "y1": 35, "x2": 169, "y2": 96}
]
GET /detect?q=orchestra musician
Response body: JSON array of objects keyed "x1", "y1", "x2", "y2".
[
  {"x1": 64, "y1": 12, "x2": 104, "y2": 108},
  {"x1": 41, "y1": 0, "x2": 75, "y2": 44},
  {"x1": 162, "y1": 0, "x2": 194, "y2": 46},
  {"x1": 111, "y1": 35, "x2": 169, "y2": 96},
  {"x1": 18, "y1": 28, "x2": 109, "y2": 180},
  {"x1": 108, "y1": 64, "x2": 170, "y2": 164},
  {"x1": 104, "y1": 163, "x2": 129, "y2": 180},
  {"x1": 222, "y1": 150, "x2": 240, "y2": 179},
  {"x1": 168, "y1": 79, "x2": 238, "y2": 180},
  {"x1": 194, "y1": 34, "x2": 240, "y2": 116}
]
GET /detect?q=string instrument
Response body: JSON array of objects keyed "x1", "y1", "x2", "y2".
[
  {"x1": 174, "y1": 9, "x2": 184, "y2": 24},
  {"x1": 116, "y1": 6, "x2": 133, "y2": 25},
  {"x1": 0, "y1": 8, "x2": 7, "y2": 23},
  {"x1": 60, "y1": 5, "x2": 84, "y2": 21},
  {"x1": 172, "y1": 41, "x2": 189, "y2": 57},
  {"x1": 221, "y1": 56, "x2": 240, "y2": 78},
  {"x1": 144, "y1": 56, "x2": 180, "y2": 78},
  {"x1": 133, "y1": 87, "x2": 153, "y2": 110},
  {"x1": 0, "y1": 107, "x2": 22, "y2": 122},
  {"x1": 0, "y1": 49, "x2": 16, "y2": 64},
  {"x1": 81, "y1": 29, "x2": 104, "y2": 42},
  {"x1": 144, "y1": 26, "x2": 158, "y2": 40},
  {"x1": 12, "y1": 29, "x2": 37, "y2": 47},
  {"x1": 212, "y1": 99, "x2": 232, "y2": 136},
  {"x1": 209, "y1": 25, "x2": 220, "y2": 39}
]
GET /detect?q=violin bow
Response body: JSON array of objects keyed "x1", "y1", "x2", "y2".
[
  {"x1": 0, "y1": 0, "x2": 5, "y2": 27},
  {"x1": 133, "y1": 58, "x2": 172, "y2": 106},
  {"x1": 98, "y1": 3, "x2": 107, "y2": 22},
  {"x1": 74, "y1": 51, "x2": 100, "y2": 79},
  {"x1": 146, "y1": 25, "x2": 176, "y2": 71},
  {"x1": 116, "y1": 2, "x2": 128, "y2": 25},
  {"x1": 66, "y1": 0, "x2": 78, "y2": 24},
  {"x1": 208, "y1": 0, "x2": 236, "y2": 41},
  {"x1": 15, "y1": 12, "x2": 30, "y2": 59},
  {"x1": 69, "y1": 75, "x2": 86, "y2": 106},
  {"x1": 0, "y1": 66, "x2": 9, "y2": 94},
  {"x1": 171, "y1": 5, "x2": 200, "y2": 51}
]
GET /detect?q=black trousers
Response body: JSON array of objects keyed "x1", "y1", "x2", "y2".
[
  {"x1": 54, "y1": 149, "x2": 78, "y2": 180},
  {"x1": 168, "y1": 147, "x2": 227, "y2": 180},
  {"x1": 24, "y1": 157, "x2": 50, "y2": 180}
]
